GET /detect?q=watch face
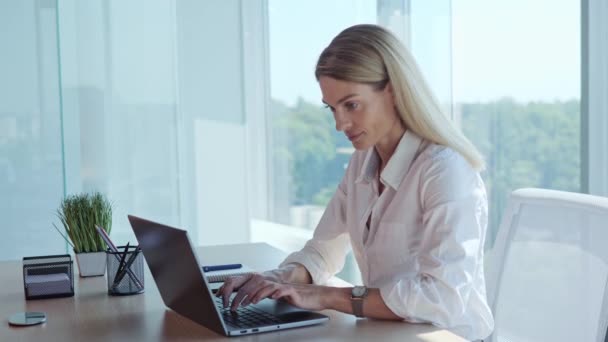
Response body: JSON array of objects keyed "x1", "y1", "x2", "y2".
[{"x1": 352, "y1": 286, "x2": 367, "y2": 297}]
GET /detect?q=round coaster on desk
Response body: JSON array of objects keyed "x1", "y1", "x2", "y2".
[{"x1": 8, "y1": 312, "x2": 47, "y2": 326}]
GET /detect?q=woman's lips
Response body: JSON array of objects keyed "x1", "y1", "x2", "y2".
[{"x1": 347, "y1": 132, "x2": 364, "y2": 142}]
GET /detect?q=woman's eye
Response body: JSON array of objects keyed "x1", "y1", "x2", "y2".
[
  {"x1": 345, "y1": 102, "x2": 359, "y2": 111},
  {"x1": 324, "y1": 104, "x2": 335, "y2": 113}
]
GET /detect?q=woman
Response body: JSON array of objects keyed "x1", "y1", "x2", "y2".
[{"x1": 217, "y1": 24, "x2": 494, "y2": 341}]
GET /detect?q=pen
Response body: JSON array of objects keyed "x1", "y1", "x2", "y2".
[
  {"x1": 113, "y1": 243, "x2": 130, "y2": 287},
  {"x1": 202, "y1": 263, "x2": 242, "y2": 272}
]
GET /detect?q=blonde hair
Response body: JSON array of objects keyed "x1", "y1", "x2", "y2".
[{"x1": 315, "y1": 24, "x2": 485, "y2": 171}]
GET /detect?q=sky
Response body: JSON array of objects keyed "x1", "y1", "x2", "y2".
[{"x1": 268, "y1": 0, "x2": 581, "y2": 106}]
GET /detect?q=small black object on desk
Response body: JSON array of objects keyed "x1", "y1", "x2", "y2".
[
  {"x1": 22, "y1": 254, "x2": 74, "y2": 300},
  {"x1": 106, "y1": 245, "x2": 144, "y2": 296}
]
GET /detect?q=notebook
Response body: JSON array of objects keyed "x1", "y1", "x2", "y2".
[{"x1": 204, "y1": 265, "x2": 254, "y2": 283}]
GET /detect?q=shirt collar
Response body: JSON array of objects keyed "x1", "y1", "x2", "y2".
[{"x1": 355, "y1": 130, "x2": 423, "y2": 190}]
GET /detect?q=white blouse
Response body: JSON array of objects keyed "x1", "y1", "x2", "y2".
[{"x1": 280, "y1": 130, "x2": 494, "y2": 341}]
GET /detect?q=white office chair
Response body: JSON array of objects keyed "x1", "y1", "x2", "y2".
[{"x1": 486, "y1": 188, "x2": 608, "y2": 342}]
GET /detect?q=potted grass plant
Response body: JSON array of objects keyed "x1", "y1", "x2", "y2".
[{"x1": 53, "y1": 192, "x2": 113, "y2": 277}]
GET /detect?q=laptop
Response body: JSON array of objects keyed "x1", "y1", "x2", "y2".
[{"x1": 128, "y1": 215, "x2": 329, "y2": 337}]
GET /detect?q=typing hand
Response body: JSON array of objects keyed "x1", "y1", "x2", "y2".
[
  {"x1": 266, "y1": 283, "x2": 328, "y2": 311},
  {"x1": 215, "y1": 273, "x2": 328, "y2": 312},
  {"x1": 216, "y1": 273, "x2": 283, "y2": 311}
]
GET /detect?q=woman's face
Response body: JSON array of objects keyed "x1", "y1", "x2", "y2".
[{"x1": 319, "y1": 76, "x2": 402, "y2": 151}]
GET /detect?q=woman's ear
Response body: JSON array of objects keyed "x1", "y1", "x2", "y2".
[
  {"x1": 385, "y1": 81, "x2": 394, "y2": 94},
  {"x1": 385, "y1": 82, "x2": 395, "y2": 102}
]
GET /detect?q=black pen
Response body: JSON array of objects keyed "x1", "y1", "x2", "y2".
[
  {"x1": 202, "y1": 263, "x2": 242, "y2": 272},
  {"x1": 113, "y1": 243, "x2": 130, "y2": 287}
]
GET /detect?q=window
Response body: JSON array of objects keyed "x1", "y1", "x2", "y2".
[
  {"x1": 0, "y1": 1, "x2": 591, "y2": 267},
  {"x1": 58, "y1": 0, "x2": 252, "y2": 247},
  {"x1": 453, "y1": 0, "x2": 581, "y2": 245},
  {"x1": 266, "y1": 0, "x2": 376, "y2": 229},
  {"x1": 262, "y1": 0, "x2": 378, "y2": 283},
  {"x1": 0, "y1": 0, "x2": 252, "y2": 260},
  {"x1": 0, "y1": 1, "x2": 64, "y2": 259}
]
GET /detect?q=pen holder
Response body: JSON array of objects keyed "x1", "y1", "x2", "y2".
[
  {"x1": 106, "y1": 246, "x2": 144, "y2": 296},
  {"x1": 23, "y1": 254, "x2": 74, "y2": 300}
]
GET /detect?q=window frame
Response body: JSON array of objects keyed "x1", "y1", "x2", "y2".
[{"x1": 581, "y1": 0, "x2": 608, "y2": 197}]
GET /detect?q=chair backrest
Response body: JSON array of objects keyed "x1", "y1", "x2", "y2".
[{"x1": 486, "y1": 188, "x2": 608, "y2": 342}]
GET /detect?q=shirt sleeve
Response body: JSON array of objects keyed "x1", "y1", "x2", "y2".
[
  {"x1": 379, "y1": 151, "x2": 491, "y2": 339},
  {"x1": 279, "y1": 174, "x2": 351, "y2": 285}
]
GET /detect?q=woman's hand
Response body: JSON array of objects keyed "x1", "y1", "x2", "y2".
[
  {"x1": 267, "y1": 283, "x2": 329, "y2": 311},
  {"x1": 216, "y1": 273, "x2": 281, "y2": 311},
  {"x1": 215, "y1": 273, "x2": 329, "y2": 312}
]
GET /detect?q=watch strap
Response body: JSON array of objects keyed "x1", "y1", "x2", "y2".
[
  {"x1": 352, "y1": 297, "x2": 364, "y2": 317},
  {"x1": 351, "y1": 286, "x2": 367, "y2": 317}
]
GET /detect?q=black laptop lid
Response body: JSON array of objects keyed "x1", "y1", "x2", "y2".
[{"x1": 128, "y1": 215, "x2": 226, "y2": 335}]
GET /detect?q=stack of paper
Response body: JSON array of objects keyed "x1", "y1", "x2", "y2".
[{"x1": 26, "y1": 273, "x2": 71, "y2": 297}]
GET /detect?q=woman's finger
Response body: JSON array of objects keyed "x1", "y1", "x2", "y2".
[
  {"x1": 248, "y1": 283, "x2": 279, "y2": 305},
  {"x1": 220, "y1": 274, "x2": 252, "y2": 308},
  {"x1": 230, "y1": 275, "x2": 266, "y2": 311},
  {"x1": 270, "y1": 288, "x2": 282, "y2": 299},
  {"x1": 230, "y1": 275, "x2": 274, "y2": 310}
]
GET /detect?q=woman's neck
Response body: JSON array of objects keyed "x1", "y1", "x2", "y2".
[{"x1": 375, "y1": 122, "x2": 406, "y2": 171}]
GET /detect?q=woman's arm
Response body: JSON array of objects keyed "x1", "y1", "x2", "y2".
[
  {"x1": 219, "y1": 269, "x2": 401, "y2": 320},
  {"x1": 218, "y1": 158, "x2": 357, "y2": 309},
  {"x1": 242, "y1": 282, "x2": 401, "y2": 320},
  {"x1": 321, "y1": 287, "x2": 402, "y2": 320},
  {"x1": 262, "y1": 262, "x2": 312, "y2": 284}
]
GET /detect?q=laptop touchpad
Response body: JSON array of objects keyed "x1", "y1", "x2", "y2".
[{"x1": 254, "y1": 298, "x2": 302, "y2": 315}]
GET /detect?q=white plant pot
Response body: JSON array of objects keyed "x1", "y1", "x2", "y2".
[{"x1": 75, "y1": 251, "x2": 106, "y2": 277}]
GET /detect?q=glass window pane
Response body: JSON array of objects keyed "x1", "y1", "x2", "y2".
[
  {"x1": 267, "y1": 0, "x2": 376, "y2": 227},
  {"x1": 0, "y1": 1, "x2": 65, "y2": 259},
  {"x1": 59, "y1": 0, "x2": 182, "y2": 245},
  {"x1": 59, "y1": 0, "x2": 251, "y2": 247},
  {"x1": 0, "y1": 1, "x2": 253, "y2": 261},
  {"x1": 452, "y1": 0, "x2": 581, "y2": 245},
  {"x1": 266, "y1": 0, "x2": 377, "y2": 283}
]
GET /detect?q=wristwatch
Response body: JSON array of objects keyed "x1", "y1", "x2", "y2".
[{"x1": 350, "y1": 286, "x2": 368, "y2": 318}]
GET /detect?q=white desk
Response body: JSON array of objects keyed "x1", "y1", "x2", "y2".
[{"x1": 0, "y1": 243, "x2": 467, "y2": 341}]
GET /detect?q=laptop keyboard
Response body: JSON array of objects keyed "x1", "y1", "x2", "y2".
[{"x1": 213, "y1": 296, "x2": 284, "y2": 329}]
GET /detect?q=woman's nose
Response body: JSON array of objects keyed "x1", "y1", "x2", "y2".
[{"x1": 334, "y1": 111, "x2": 352, "y2": 132}]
